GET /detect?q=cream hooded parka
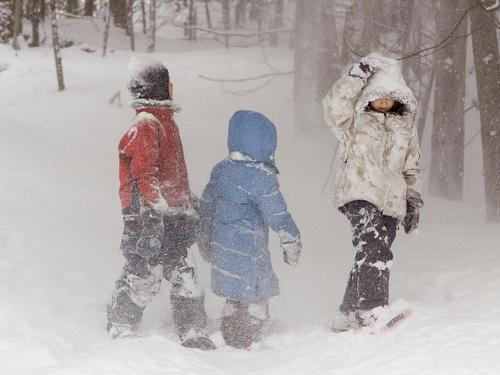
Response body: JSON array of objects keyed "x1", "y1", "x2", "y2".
[{"x1": 322, "y1": 59, "x2": 422, "y2": 222}]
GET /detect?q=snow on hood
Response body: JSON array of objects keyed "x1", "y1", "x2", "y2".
[
  {"x1": 355, "y1": 60, "x2": 417, "y2": 115},
  {"x1": 227, "y1": 110, "x2": 277, "y2": 163},
  {"x1": 126, "y1": 56, "x2": 166, "y2": 85}
]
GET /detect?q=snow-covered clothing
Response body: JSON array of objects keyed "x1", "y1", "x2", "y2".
[
  {"x1": 127, "y1": 57, "x2": 171, "y2": 101},
  {"x1": 322, "y1": 60, "x2": 421, "y2": 222},
  {"x1": 198, "y1": 110, "x2": 301, "y2": 303},
  {"x1": 108, "y1": 59, "x2": 213, "y2": 349},
  {"x1": 118, "y1": 100, "x2": 195, "y2": 216},
  {"x1": 107, "y1": 214, "x2": 208, "y2": 337},
  {"x1": 339, "y1": 200, "x2": 397, "y2": 312},
  {"x1": 220, "y1": 299, "x2": 269, "y2": 349}
]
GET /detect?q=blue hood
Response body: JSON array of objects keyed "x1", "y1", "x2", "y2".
[{"x1": 227, "y1": 111, "x2": 277, "y2": 162}]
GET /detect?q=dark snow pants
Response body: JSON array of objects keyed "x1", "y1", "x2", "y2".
[
  {"x1": 107, "y1": 209, "x2": 208, "y2": 338},
  {"x1": 220, "y1": 299, "x2": 269, "y2": 349},
  {"x1": 339, "y1": 200, "x2": 397, "y2": 313}
]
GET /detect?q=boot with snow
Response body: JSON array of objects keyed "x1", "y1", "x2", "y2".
[
  {"x1": 220, "y1": 300, "x2": 267, "y2": 349},
  {"x1": 107, "y1": 322, "x2": 136, "y2": 339},
  {"x1": 170, "y1": 294, "x2": 215, "y2": 350},
  {"x1": 331, "y1": 310, "x2": 369, "y2": 333},
  {"x1": 180, "y1": 328, "x2": 216, "y2": 350}
]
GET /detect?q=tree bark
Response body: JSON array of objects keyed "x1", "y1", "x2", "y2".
[
  {"x1": 12, "y1": 0, "x2": 22, "y2": 50},
  {"x1": 84, "y1": 0, "x2": 94, "y2": 16},
  {"x1": 29, "y1": 0, "x2": 42, "y2": 47},
  {"x1": 222, "y1": 0, "x2": 230, "y2": 47},
  {"x1": 102, "y1": 0, "x2": 111, "y2": 56},
  {"x1": 235, "y1": 0, "x2": 245, "y2": 27},
  {"x1": 188, "y1": 0, "x2": 196, "y2": 40},
  {"x1": 429, "y1": 0, "x2": 467, "y2": 201},
  {"x1": 469, "y1": 1, "x2": 500, "y2": 222},
  {"x1": 293, "y1": 0, "x2": 322, "y2": 132},
  {"x1": 49, "y1": 0, "x2": 65, "y2": 90},
  {"x1": 317, "y1": 0, "x2": 340, "y2": 98},
  {"x1": 147, "y1": 0, "x2": 156, "y2": 52},
  {"x1": 140, "y1": 0, "x2": 146, "y2": 33},
  {"x1": 204, "y1": 0, "x2": 211, "y2": 29},
  {"x1": 66, "y1": 0, "x2": 78, "y2": 14},
  {"x1": 128, "y1": 0, "x2": 135, "y2": 50},
  {"x1": 110, "y1": 0, "x2": 127, "y2": 29},
  {"x1": 270, "y1": 0, "x2": 284, "y2": 46}
]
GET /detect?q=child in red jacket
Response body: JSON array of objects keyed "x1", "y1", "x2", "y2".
[{"x1": 106, "y1": 57, "x2": 215, "y2": 350}]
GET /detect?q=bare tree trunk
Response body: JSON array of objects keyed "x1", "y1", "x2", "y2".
[
  {"x1": 317, "y1": 0, "x2": 340, "y2": 98},
  {"x1": 140, "y1": 0, "x2": 146, "y2": 33},
  {"x1": 49, "y1": 0, "x2": 64, "y2": 90},
  {"x1": 102, "y1": 0, "x2": 111, "y2": 57},
  {"x1": 84, "y1": 0, "x2": 95, "y2": 16},
  {"x1": 294, "y1": 0, "x2": 322, "y2": 132},
  {"x1": 222, "y1": 0, "x2": 230, "y2": 47},
  {"x1": 204, "y1": 0, "x2": 211, "y2": 29},
  {"x1": 429, "y1": 0, "x2": 467, "y2": 200},
  {"x1": 147, "y1": 0, "x2": 156, "y2": 52},
  {"x1": 270, "y1": 0, "x2": 284, "y2": 46},
  {"x1": 188, "y1": 0, "x2": 196, "y2": 40},
  {"x1": 235, "y1": 0, "x2": 245, "y2": 27},
  {"x1": 110, "y1": 0, "x2": 127, "y2": 29},
  {"x1": 12, "y1": 0, "x2": 22, "y2": 50},
  {"x1": 469, "y1": 1, "x2": 500, "y2": 222},
  {"x1": 28, "y1": 0, "x2": 42, "y2": 47},
  {"x1": 128, "y1": 0, "x2": 134, "y2": 50},
  {"x1": 66, "y1": 0, "x2": 78, "y2": 14}
]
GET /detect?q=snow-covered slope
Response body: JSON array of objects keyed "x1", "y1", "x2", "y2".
[{"x1": 0, "y1": 28, "x2": 499, "y2": 375}]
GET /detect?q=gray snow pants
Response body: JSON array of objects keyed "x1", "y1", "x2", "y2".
[
  {"x1": 339, "y1": 200, "x2": 397, "y2": 313},
  {"x1": 107, "y1": 209, "x2": 208, "y2": 338}
]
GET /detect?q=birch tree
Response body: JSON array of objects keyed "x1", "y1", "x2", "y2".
[
  {"x1": 49, "y1": 0, "x2": 65, "y2": 91},
  {"x1": 147, "y1": 0, "x2": 156, "y2": 52}
]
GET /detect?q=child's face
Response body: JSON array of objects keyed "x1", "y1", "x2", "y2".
[{"x1": 370, "y1": 98, "x2": 395, "y2": 113}]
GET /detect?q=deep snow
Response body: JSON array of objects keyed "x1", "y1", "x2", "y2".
[{"x1": 0, "y1": 22, "x2": 499, "y2": 375}]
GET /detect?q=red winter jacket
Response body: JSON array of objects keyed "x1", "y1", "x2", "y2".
[{"x1": 118, "y1": 105, "x2": 192, "y2": 212}]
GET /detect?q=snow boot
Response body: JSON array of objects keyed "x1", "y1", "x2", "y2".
[
  {"x1": 107, "y1": 322, "x2": 136, "y2": 339},
  {"x1": 331, "y1": 310, "x2": 368, "y2": 333},
  {"x1": 220, "y1": 301, "x2": 266, "y2": 349},
  {"x1": 180, "y1": 328, "x2": 216, "y2": 350}
]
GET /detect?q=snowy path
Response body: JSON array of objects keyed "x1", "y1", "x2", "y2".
[{"x1": 0, "y1": 39, "x2": 499, "y2": 375}]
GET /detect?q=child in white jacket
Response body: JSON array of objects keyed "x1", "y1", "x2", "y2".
[{"x1": 322, "y1": 53, "x2": 423, "y2": 331}]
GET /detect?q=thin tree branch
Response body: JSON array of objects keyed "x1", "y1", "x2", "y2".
[{"x1": 199, "y1": 70, "x2": 292, "y2": 83}]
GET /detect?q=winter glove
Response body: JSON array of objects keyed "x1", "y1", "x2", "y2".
[
  {"x1": 402, "y1": 194, "x2": 424, "y2": 234},
  {"x1": 135, "y1": 206, "x2": 164, "y2": 259},
  {"x1": 349, "y1": 53, "x2": 396, "y2": 82},
  {"x1": 281, "y1": 239, "x2": 302, "y2": 266}
]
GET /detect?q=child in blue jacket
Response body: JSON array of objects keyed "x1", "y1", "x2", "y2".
[{"x1": 198, "y1": 110, "x2": 301, "y2": 349}]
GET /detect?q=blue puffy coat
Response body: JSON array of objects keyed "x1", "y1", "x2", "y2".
[{"x1": 199, "y1": 111, "x2": 300, "y2": 302}]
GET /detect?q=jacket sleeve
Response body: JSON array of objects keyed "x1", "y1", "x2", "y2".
[
  {"x1": 198, "y1": 177, "x2": 217, "y2": 261},
  {"x1": 123, "y1": 121, "x2": 162, "y2": 207},
  {"x1": 403, "y1": 127, "x2": 422, "y2": 200},
  {"x1": 322, "y1": 74, "x2": 365, "y2": 144},
  {"x1": 251, "y1": 172, "x2": 300, "y2": 244}
]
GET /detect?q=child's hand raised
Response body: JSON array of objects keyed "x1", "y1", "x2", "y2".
[{"x1": 349, "y1": 53, "x2": 397, "y2": 83}]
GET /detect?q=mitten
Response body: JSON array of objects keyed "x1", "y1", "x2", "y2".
[
  {"x1": 402, "y1": 194, "x2": 424, "y2": 234},
  {"x1": 281, "y1": 239, "x2": 302, "y2": 266},
  {"x1": 349, "y1": 53, "x2": 396, "y2": 82}
]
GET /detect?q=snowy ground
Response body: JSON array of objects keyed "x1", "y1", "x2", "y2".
[{"x1": 1, "y1": 24, "x2": 499, "y2": 375}]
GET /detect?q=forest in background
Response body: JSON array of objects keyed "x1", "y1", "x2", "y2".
[{"x1": 1, "y1": 0, "x2": 499, "y2": 222}]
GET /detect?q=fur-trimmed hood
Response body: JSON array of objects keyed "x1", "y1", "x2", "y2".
[
  {"x1": 130, "y1": 98, "x2": 181, "y2": 113},
  {"x1": 355, "y1": 60, "x2": 417, "y2": 116}
]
